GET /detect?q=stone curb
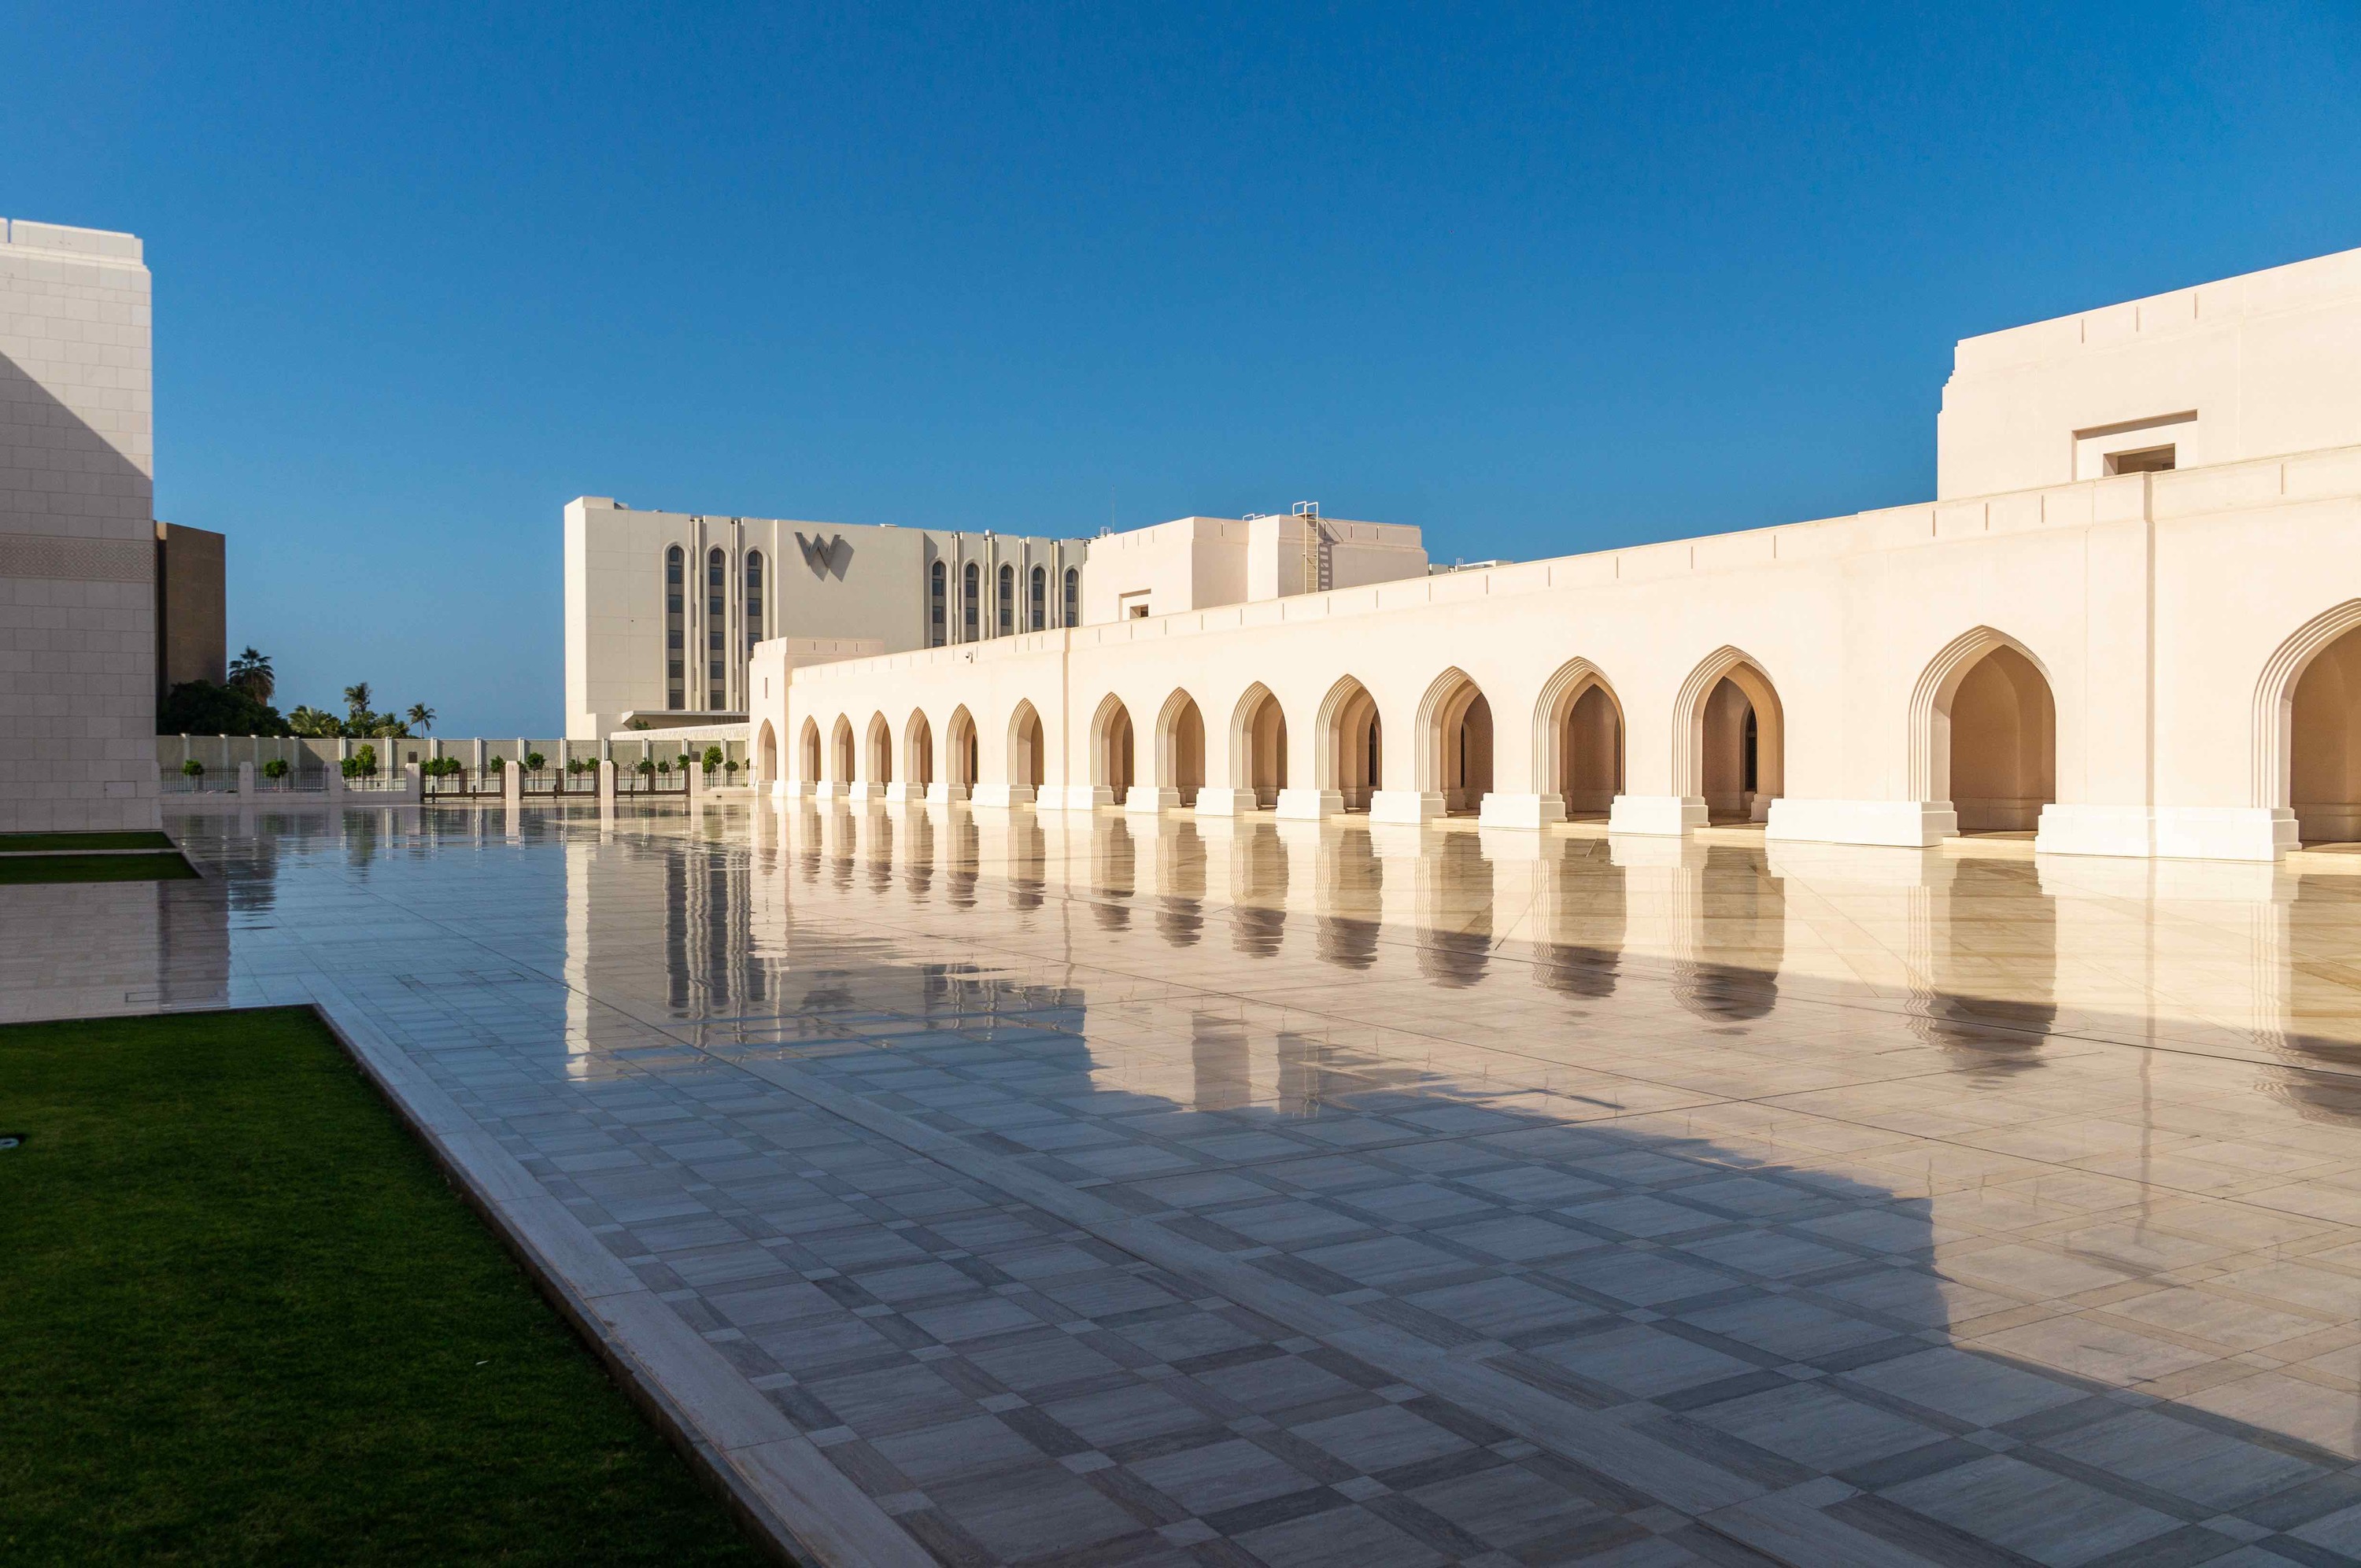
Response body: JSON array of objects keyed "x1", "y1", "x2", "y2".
[{"x1": 301, "y1": 980, "x2": 934, "y2": 1568}]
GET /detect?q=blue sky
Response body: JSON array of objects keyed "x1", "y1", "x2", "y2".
[{"x1": 6, "y1": 3, "x2": 2357, "y2": 736}]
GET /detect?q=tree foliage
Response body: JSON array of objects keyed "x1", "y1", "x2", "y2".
[{"x1": 159, "y1": 681, "x2": 290, "y2": 737}]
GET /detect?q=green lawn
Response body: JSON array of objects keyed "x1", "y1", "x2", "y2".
[
  {"x1": 0, "y1": 1009, "x2": 769, "y2": 1566},
  {"x1": 0, "y1": 851, "x2": 197, "y2": 884},
  {"x1": 0, "y1": 831, "x2": 176, "y2": 853}
]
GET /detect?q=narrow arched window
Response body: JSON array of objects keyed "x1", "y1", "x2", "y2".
[
  {"x1": 1063, "y1": 566, "x2": 1080, "y2": 628},
  {"x1": 997, "y1": 564, "x2": 1014, "y2": 636},
  {"x1": 745, "y1": 552, "x2": 763, "y2": 659},
  {"x1": 1029, "y1": 566, "x2": 1046, "y2": 630},
  {"x1": 929, "y1": 560, "x2": 947, "y2": 647},
  {"x1": 963, "y1": 563, "x2": 979, "y2": 640},
  {"x1": 665, "y1": 546, "x2": 685, "y2": 710},
  {"x1": 707, "y1": 548, "x2": 726, "y2": 709}
]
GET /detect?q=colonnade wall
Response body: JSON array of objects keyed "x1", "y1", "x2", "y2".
[{"x1": 755, "y1": 445, "x2": 2361, "y2": 861}]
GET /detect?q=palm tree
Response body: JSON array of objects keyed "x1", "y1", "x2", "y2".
[
  {"x1": 227, "y1": 647, "x2": 274, "y2": 703},
  {"x1": 406, "y1": 703, "x2": 434, "y2": 734},
  {"x1": 342, "y1": 682, "x2": 373, "y2": 721}
]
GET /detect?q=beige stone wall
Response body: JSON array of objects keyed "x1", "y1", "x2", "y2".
[{"x1": 0, "y1": 219, "x2": 158, "y2": 832}]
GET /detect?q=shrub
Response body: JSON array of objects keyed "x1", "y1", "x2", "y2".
[
  {"x1": 635, "y1": 758, "x2": 655, "y2": 775},
  {"x1": 701, "y1": 745, "x2": 723, "y2": 775},
  {"x1": 656, "y1": 761, "x2": 671, "y2": 775},
  {"x1": 526, "y1": 751, "x2": 546, "y2": 773},
  {"x1": 261, "y1": 758, "x2": 290, "y2": 780},
  {"x1": 181, "y1": 758, "x2": 205, "y2": 778},
  {"x1": 486, "y1": 755, "x2": 504, "y2": 772},
  {"x1": 724, "y1": 759, "x2": 739, "y2": 777}
]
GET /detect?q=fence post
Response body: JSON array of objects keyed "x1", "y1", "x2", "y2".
[
  {"x1": 238, "y1": 761, "x2": 255, "y2": 798},
  {"x1": 326, "y1": 759, "x2": 345, "y2": 804},
  {"x1": 403, "y1": 762, "x2": 422, "y2": 803},
  {"x1": 598, "y1": 758, "x2": 616, "y2": 809},
  {"x1": 502, "y1": 758, "x2": 523, "y2": 810}
]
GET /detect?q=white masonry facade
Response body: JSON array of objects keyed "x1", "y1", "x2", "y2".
[
  {"x1": 0, "y1": 219, "x2": 158, "y2": 832},
  {"x1": 739, "y1": 244, "x2": 2361, "y2": 864}
]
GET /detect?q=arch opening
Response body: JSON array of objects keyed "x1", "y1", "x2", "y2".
[
  {"x1": 1008, "y1": 703, "x2": 1045, "y2": 790},
  {"x1": 1317, "y1": 677, "x2": 1382, "y2": 812},
  {"x1": 1092, "y1": 696, "x2": 1136, "y2": 799},
  {"x1": 829, "y1": 716, "x2": 855, "y2": 785},
  {"x1": 903, "y1": 710, "x2": 935, "y2": 789},
  {"x1": 798, "y1": 718, "x2": 820, "y2": 783},
  {"x1": 947, "y1": 706, "x2": 978, "y2": 790},
  {"x1": 1945, "y1": 646, "x2": 2055, "y2": 833},
  {"x1": 756, "y1": 720, "x2": 778, "y2": 786},
  {"x1": 1417, "y1": 670, "x2": 1492, "y2": 815},
  {"x1": 2292, "y1": 623, "x2": 2361, "y2": 843},
  {"x1": 1156, "y1": 692, "x2": 1205, "y2": 806},
  {"x1": 864, "y1": 713, "x2": 894, "y2": 786},
  {"x1": 1235, "y1": 687, "x2": 1289, "y2": 809},
  {"x1": 1680, "y1": 653, "x2": 1784, "y2": 825}
]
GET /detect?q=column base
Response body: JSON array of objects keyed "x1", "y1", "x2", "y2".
[
  {"x1": 1477, "y1": 792, "x2": 1567, "y2": 830},
  {"x1": 883, "y1": 781, "x2": 922, "y2": 803},
  {"x1": 1192, "y1": 787, "x2": 1250, "y2": 817},
  {"x1": 778, "y1": 779, "x2": 814, "y2": 798},
  {"x1": 1125, "y1": 785, "x2": 1180, "y2": 813},
  {"x1": 844, "y1": 781, "x2": 884, "y2": 802},
  {"x1": 925, "y1": 782, "x2": 970, "y2": 805},
  {"x1": 1368, "y1": 789, "x2": 1444, "y2": 823},
  {"x1": 1276, "y1": 787, "x2": 1344, "y2": 820},
  {"x1": 1054, "y1": 784, "x2": 1115, "y2": 811},
  {"x1": 2033, "y1": 805, "x2": 2297, "y2": 861},
  {"x1": 814, "y1": 780, "x2": 847, "y2": 800},
  {"x1": 970, "y1": 784, "x2": 1036, "y2": 808},
  {"x1": 1764, "y1": 797, "x2": 1957, "y2": 848},
  {"x1": 1607, "y1": 794, "x2": 1705, "y2": 836}
]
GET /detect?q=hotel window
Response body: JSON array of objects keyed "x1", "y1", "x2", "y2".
[
  {"x1": 1063, "y1": 566, "x2": 1079, "y2": 628},
  {"x1": 665, "y1": 546, "x2": 685, "y2": 709},
  {"x1": 963, "y1": 563, "x2": 979, "y2": 640},
  {"x1": 745, "y1": 552, "x2": 763, "y2": 657},
  {"x1": 997, "y1": 564, "x2": 1014, "y2": 636},
  {"x1": 707, "y1": 548, "x2": 726, "y2": 708},
  {"x1": 929, "y1": 560, "x2": 947, "y2": 647},
  {"x1": 1029, "y1": 566, "x2": 1046, "y2": 630}
]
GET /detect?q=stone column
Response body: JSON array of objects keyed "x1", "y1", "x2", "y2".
[
  {"x1": 237, "y1": 760, "x2": 256, "y2": 798},
  {"x1": 501, "y1": 758, "x2": 523, "y2": 810},
  {"x1": 597, "y1": 758, "x2": 617, "y2": 807}
]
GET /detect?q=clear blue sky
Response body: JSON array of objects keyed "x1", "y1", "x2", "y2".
[{"x1": 7, "y1": 3, "x2": 2357, "y2": 736}]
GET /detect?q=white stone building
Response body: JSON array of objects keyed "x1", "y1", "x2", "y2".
[
  {"x1": 0, "y1": 219, "x2": 157, "y2": 832},
  {"x1": 563, "y1": 500, "x2": 1096, "y2": 739},
  {"x1": 748, "y1": 243, "x2": 2361, "y2": 864}
]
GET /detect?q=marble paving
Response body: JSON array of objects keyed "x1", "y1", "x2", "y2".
[{"x1": 17, "y1": 798, "x2": 2361, "y2": 1565}]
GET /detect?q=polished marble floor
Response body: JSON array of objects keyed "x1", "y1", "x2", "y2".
[{"x1": 19, "y1": 799, "x2": 2361, "y2": 1565}]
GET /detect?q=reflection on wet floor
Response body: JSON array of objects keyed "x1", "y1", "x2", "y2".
[{"x1": 20, "y1": 799, "x2": 2361, "y2": 1563}]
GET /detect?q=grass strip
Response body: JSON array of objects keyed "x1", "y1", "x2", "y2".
[
  {"x1": 0, "y1": 1007, "x2": 768, "y2": 1566},
  {"x1": 0, "y1": 831, "x2": 176, "y2": 853},
  {"x1": 0, "y1": 851, "x2": 197, "y2": 884}
]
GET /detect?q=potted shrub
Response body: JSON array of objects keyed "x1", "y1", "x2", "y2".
[{"x1": 702, "y1": 744, "x2": 724, "y2": 777}]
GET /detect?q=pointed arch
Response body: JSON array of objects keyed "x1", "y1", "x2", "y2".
[
  {"x1": 1089, "y1": 692, "x2": 1136, "y2": 796},
  {"x1": 1007, "y1": 700, "x2": 1045, "y2": 788},
  {"x1": 2256, "y1": 600, "x2": 2361, "y2": 817},
  {"x1": 829, "y1": 714, "x2": 855, "y2": 783},
  {"x1": 903, "y1": 708, "x2": 935, "y2": 789},
  {"x1": 1413, "y1": 666, "x2": 1491, "y2": 813},
  {"x1": 1532, "y1": 659, "x2": 1624, "y2": 815},
  {"x1": 1229, "y1": 682, "x2": 1289, "y2": 806},
  {"x1": 1672, "y1": 647, "x2": 1784, "y2": 821},
  {"x1": 797, "y1": 717, "x2": 821, "y2": 783},
  {"x1": 756, "y1": 719, "x2": 778, "y2": 787},
  {"x1": 1153, "y1": 688, "x2": 1205, "y2": 804},
  {"x1": 1314, "y1": 675, "x2": 1381, "y2": 809},
  {"x1": 1909, "y1": 628, "x2": 2056, "y2": 831},
  {"x1": 946, "y1": 705, "x2": 978, "y2": 789},
  {"x1": 863, "y1": 711, "x2": 894, "y2": 785}
]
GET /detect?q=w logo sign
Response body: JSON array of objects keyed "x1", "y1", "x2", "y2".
[{"x1": 796, "y1": 533, "x2": 848, "y2": 577}]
